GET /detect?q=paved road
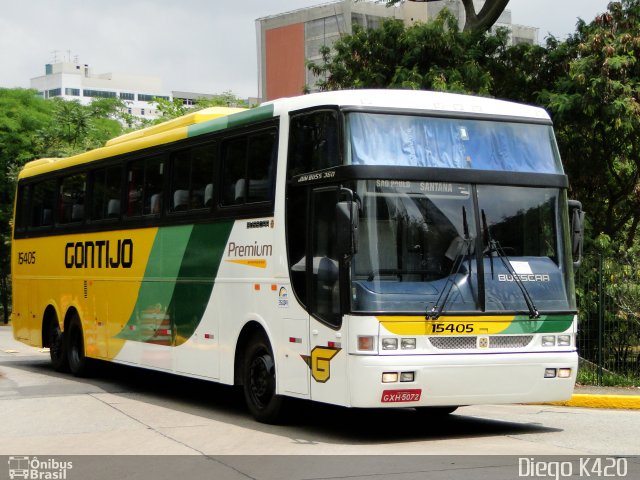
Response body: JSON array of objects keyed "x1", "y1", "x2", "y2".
[{"x1": 1, "y1": 325, "x2": 638, "y2": 479}]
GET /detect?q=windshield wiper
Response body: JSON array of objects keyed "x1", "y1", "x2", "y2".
[
  {"x1": 427, "y1": 207, "x2": 472, "y2": 320},
  {"x1": 481, "y1": 209, "x2": 540, "y2": 319}
]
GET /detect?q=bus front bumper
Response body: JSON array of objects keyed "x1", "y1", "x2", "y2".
[{"x1": 348, "y1": 351, "x2": 578, "y2": 408}]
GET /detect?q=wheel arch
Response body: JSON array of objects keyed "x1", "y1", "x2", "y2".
[
  {"x1": 41, "y1": 304, "x2": 61, "y2": 348},
  {"x1": 233, "y1": 320, "x2": 273, "y2": 386}
]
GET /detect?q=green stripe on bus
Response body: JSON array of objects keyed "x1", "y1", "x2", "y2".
[
  {"x1": 116, "y1": 222, "x2": 234, "y2": 344},
  {"x1": 171, "y1": 222, "x2": 233, "y2": 345},
  {"x1": 187, "y1": 105, "x2": 275, "y2": 138},
  {"x1": 116, "y1": 226, "x2": 193, "y2": 342},
  {"x1": 502, "y1": 314, "x2": 574, "y2": 334}
]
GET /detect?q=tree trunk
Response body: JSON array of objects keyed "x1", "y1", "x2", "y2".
[{"x1": 461, "y1": 0, "x2": 510, "y2": 32}]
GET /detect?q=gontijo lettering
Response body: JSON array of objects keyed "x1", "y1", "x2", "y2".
[{"x1": 64, "y1": 239, "x2": 133, "y2": 268}]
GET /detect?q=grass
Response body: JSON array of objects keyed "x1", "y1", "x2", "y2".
[{"x1": 577, "y1": 358, "x2": 640, "y2": 387}]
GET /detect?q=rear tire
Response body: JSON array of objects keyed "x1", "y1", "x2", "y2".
[
  {"x1": 242, "y1": 333, "x2": 287, "y2": 424},
  {"x1": 48, "y1": 318, "x2": 68, "y2": 372},
  {"x1": 66, "y1": 315, "x2": 93, "y2": 377}
]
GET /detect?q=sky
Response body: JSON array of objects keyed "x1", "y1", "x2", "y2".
[{"x1": 0, "y1": 0, "x2": 612, "y2": 99}]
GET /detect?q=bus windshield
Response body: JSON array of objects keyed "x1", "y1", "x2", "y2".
[
  {"x1": 346, "y1": 112, "x2": 563, "y2": 174},
  {"x1": 351, "y1": 180, "x2": 575, "y2": 314}
]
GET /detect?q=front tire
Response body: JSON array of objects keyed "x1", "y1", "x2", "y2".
[
  {"x1": 242, "y1": 333, "x2": 286, "y2": 424},
  {"x1": 66, "y1": 315, "x2": 93, "y2": 377}
]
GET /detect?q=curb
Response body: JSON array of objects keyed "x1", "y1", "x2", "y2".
[{"x1": 545, "y1": 394, "x2": 640, "y2": 410}]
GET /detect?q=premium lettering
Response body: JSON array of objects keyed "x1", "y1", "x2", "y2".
[
  {"x1": 64, "y1": 239, "x2": 133, "y2": 269},
  {"x1": 227, "y1": 241, "x2": 272, "y2": 257}
]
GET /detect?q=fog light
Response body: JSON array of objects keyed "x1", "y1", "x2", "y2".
[
  {"x1": 358, "y1": 336, "x2": 375, "y2": 351},
  {"x1": 544, "y1": 368, "x2": 557, "y2": 378},
  {"x1": 542, "y1": 335, "x2": 556, "y2": 347},
  {"x1": 401, "y1": 338, "x2": 417, "y2": 349},
  {"x1": 400, "y1": 371, "x2": 415, "y2": 382},
  {"x1": 558, "y1": 368, "x2": 572, "y2": 378},
  {"x1": 558, "y1": 335, "x2": 571, "y2": 347},
  {"x1": 382, "y1": 338, "x2": 398, "y2": 350},
  {"x1": 382, "y1": 372, "x2": 399, "y2": 383}
]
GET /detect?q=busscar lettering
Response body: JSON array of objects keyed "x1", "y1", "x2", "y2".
[
  {"x1": 64, "y1": 239, "x2": 133, "y2": 269},
  {"x1": 498, "y1": 273, "x2": 550, "y2": 282}
]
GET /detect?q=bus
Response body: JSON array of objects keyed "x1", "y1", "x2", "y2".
[{"x1": 11, "y1": 90, "x2": 584, "y2": 423}]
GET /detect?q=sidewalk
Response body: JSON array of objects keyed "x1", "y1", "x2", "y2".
[
  {"x1": 546, "y1": 384, "x2": 640, "y2": 410},
  {"x1": 1, "y1": 324, "x2": 639, "y2": 409}
]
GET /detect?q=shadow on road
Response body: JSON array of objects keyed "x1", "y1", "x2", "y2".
[{"x1": 4, "y1": 357, "x2": 561, "y2": 445}]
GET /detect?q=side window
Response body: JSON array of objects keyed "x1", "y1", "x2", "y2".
[
  {"x1": 221, "y1": 137, "x2": 247, "y2": 206},
  {"x1": 170, "y1": 143, "x2": 215, "y2": 212},
  {"x1": 221, "y1": 129, "x2": 277, "y2": 206},
  {"x1": 126, "y1": 156, "x2": 164, "y2": 217},
  {"x1": 14, "y1": 184, "x2": 30, "y2": 233},
  {"x1": 30, "y1": 179, "x2": 56, "y2": 228},
  {"x1": 58, "y1": 173, "x2": 86, "y2": 224},
  {"x1": 91, "y1": 165, "x2": 122, "y2": 220},
  {"x1": 288, "y1": 110, "x2": 340, "y2": 178}
]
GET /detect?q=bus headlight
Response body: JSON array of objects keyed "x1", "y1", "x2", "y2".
[
  {"x1": 557, "y1": 335, "x2": 571, "y2": 347},
  {"x1": 382, "y1": 338, "x2": 398, "y2": 350},
  {"x1": 542, "y1": 336, "x2": 556, "y2": 347},
  {"x1": 401, "y1": 338, "x2": 416, "y2": 350},
  {"x1": 382, "y1": 372, "x2": 399, "y2": 383}
]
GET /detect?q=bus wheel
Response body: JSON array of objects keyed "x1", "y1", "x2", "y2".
[
  {"x1": 66, "y1": 315, "x2": 93, "y2": 377},
  {"x1": 415, "y1": 406, "x2": 458, "y2": 416},
  {"x1": 242, "y1": 334, "x2": 286, "y2": 424},
  {"x1": 48, "y1": 319, "x2": 68, "y2": 372}
]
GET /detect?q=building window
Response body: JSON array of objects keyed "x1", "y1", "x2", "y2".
[
  {"x1": 120, "y1": 92, "x2": 135, "y2": 101},
  {"x1": 47, "y1": 88, "x2": 62, "y2": 98},
  {"x1": 140, "y1": 108, "x2": 145, "y2": 116},
  {"x1": 138, "y1": 94, "x2": 170, "y2": 102},
  {"x1": 64, "y1": 88, "x2": 80, "y2": 96},
  {"x1": 83, "y1": 89, "x2": 117, "y2": 98}
]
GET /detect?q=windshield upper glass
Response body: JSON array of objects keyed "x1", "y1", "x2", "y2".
[
  {"x1": 346, "y1": 113, "x2": 563, "y2": 174},
  {"x1": 350, "y1": 181, "x2": 575, "y2": 314}
]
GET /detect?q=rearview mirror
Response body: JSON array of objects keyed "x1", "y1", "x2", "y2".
[
  {"x1": 568, "y1": 200, "x2": 584, "y2": 269},
  {"x1": 336, "y1": 199, "x2": 359, "y2": 260}
]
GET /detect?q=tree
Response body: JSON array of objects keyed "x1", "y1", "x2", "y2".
[
  {"x1": 539, "y1": 0, "x2": 640, "y2": 248},
  {"x1": 0, "y1": 89, "x2": 125, "y2": 323},
  {"x1": 308, "y1": 10, "x2": 509, "y2": 94},
  {"x1": 149, "y1": 91, "x2": 249, "y2": 123},
  {"x1": 0, "y1": 89, "x2": 56, "y2": 323},
  {"x1": 383, "y1": 0, "x2": 510, "y2": 32}
]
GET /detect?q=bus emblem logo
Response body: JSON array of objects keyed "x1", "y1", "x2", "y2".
[
  {"x1": 301, "y1": 346, "x2": 341, "y2": 383},
  {"x1": 478, "y1": 337, "x2": 489, "y2": 349}
]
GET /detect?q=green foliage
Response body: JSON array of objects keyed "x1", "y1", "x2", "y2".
[
  {"x1": 539, "y1": 0, "x2": 640, "y2": 248},
  {"x1": 308, "y1": 11, "x2": 510, "y2": 95},
  {"x1": 148, "y1": 91, "x2": 249, "y2": 124},
  {"x1": 0, "y1": 89, "x2": 126, "y2": 322}
]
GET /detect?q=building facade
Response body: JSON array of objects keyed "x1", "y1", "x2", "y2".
[
  {"x1": 30, "y1": 61, "x2": 233, "y2": 120},
  {"x1": 256, "y1": 0, "x2": 538, "y2": 101},
  {"x1": 30, "y1": 61, "x2": 172, "y2": 119}
]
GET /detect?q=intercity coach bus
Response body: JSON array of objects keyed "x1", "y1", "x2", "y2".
[{"x1": 11, "y1": 90, "x2": 584, "y2": 423}]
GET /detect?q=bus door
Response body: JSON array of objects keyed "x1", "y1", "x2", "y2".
[{"x1": 305, "y1": 187, "x2": 352, "y2": 406}]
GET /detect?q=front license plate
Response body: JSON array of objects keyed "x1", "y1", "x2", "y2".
[{"x1": 381, "y1": 389, "x2": 422, "y2": 403}]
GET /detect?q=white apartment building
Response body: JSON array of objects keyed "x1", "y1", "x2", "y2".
[{"x1": 30, "y1": 61, "x2": 172, "y2": 119}]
